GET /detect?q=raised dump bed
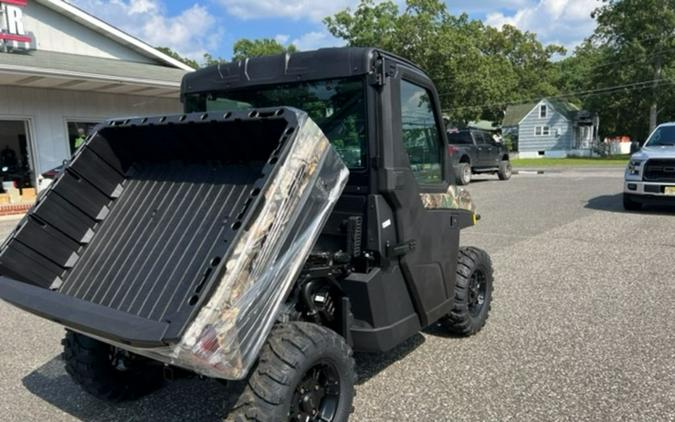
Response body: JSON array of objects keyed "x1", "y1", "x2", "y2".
[{"x1": 0, "y1": 108, "x2": 348, "y2": 378}]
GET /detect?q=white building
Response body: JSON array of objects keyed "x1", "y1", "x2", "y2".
[{"x1": 0, "y1": 0, "x2": 192, "y2": 197}]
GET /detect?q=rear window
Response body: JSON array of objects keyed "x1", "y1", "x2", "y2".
[{"x1": 447, "y1": 131, "x2": 473, "y2": 145}]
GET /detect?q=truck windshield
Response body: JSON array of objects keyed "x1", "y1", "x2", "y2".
[
  {"x1": 646, "y1": 126, "x2": 675, "y2": 147},
  {"x1": 184, "y1": 78, "x2": 367, "y2": 168}
]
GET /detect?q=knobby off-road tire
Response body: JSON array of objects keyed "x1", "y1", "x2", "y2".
[
  {"x1": 62, "y1": 331, "x2": 164, "y2": 401},
  {"x1": 232, "y1": 322, "x2": 356, "y2": 422},
  {"x1": 622, "y1": 193, "x2": 642, "y2": 211},
  {"x1": 498, "y1": 160, "x2": 512, "y2": 180},
  {"x1": 457, "y1": 162, "x2": 472, "y2": 185},
  {"x1": 443, "y1": 247, "x2": 494, "y2": 336}
]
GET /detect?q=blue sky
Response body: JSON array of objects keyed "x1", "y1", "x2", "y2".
[{"x1": 71, "y1": 0, "x2": 599, "y2": 63}]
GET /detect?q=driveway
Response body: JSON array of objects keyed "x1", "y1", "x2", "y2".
[{"x1": 0, "y1": 167, "x2": 673, "y2": 421}]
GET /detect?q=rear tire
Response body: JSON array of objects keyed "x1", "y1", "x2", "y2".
[
  {"x1": 456, "y1": 162, "x2": 472, "y2": 185},
  {"x1": 623, "y1": 194, "x2": 642, "y2": 211},
  {"x1": 443, "y1": 247, "x2": 493, "y2": 336},
  {"x1": 62, "y1": 331, "x2": 164, "y2": 402},
  {"x1": 498, "y1": 160, "x2": 512, "y2": 180},
  {"x1": 232, "y1": 322, "x2": 356, "y2": 422}
]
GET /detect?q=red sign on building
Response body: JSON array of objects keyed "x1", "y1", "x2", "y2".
[{"x1": 1, "y1": 0, "x2": 33, "y2": 50}]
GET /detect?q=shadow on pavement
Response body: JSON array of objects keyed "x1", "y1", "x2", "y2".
[
  {"x1": 585, "y1": 193, "x2": 675, "y2": 214},
  {"x1": 23, "y1": 335, "x2": 426, "y2": 419},
  {"x1": 23, "y1": 355, "x2": 237, "y2": 421},
  {"x1": 355, "y1": 333, "x2": 425, "y2": 385}
]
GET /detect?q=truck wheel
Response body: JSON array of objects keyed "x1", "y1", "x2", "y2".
[
  {"x1": 443, "y1": 247, "x2": 493, "y2": 336},
  {"x1": 498, "y1": 160, "x2": 512, "y2": 180},
  {"x1": 233, "y1": 322, "x2": 356, "y2": 422},
  {"x1": 62, "y1": 331, "x2": 164, "y2": 401},
  {"x1": 623, "y1": 193, "x2": 642, "y2": 211},
  {"x1": 457, "y1": 163, "x2": 472, "y2": 185}
]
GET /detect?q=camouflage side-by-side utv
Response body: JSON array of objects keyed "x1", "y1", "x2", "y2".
[{"x1": 0, "y1": 48, "x2": 493, "y2": 421}]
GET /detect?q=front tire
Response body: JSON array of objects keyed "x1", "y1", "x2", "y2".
[
  {"x1": 62, "y1": 331, "x2": 164, "y2": 401},
  {"x1": 623, "y1": 193, "x2": 642, "y2": 211},
  {"x1": 233, "y1": 322, "x2": 356, "y2": 422},
  {"x1": 443, "y1": 247, "x2": 494, "y2": 336},
  {"x1": 498, "y1": 160, "x2": 512, "y2": 180},
  {"x1": 456, "y1": 162, "x2": 472, "y2": 185}
]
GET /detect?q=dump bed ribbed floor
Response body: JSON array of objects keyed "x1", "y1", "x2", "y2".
[{"x1": 61, "y1": 162, "x2": 262, "y2": 322}]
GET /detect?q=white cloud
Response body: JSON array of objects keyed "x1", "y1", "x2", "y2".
[
  {"x1": 216, "y1": 0, "x2": 358, "y2": 22},
  {"x1": 291, "y1": 31, "x2": 343, "y2": 51},
  {"x1": 485, "y1": 0, "x2": 598, "y2": 52},
  {"x1": 71, "y1": 0, "x2": 222, "y2": 60},
  {"x1": 274, "y1": 34, "x2": 290, "y2": 45}
]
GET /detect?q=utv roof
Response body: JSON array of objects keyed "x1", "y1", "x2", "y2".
[{"x1": 180, "y1": 47, "x2": 423, "y2": 97}]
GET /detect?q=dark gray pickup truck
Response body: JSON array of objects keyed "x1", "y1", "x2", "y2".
[{"x1": 447, "y1": 128, "x2": 511, "y2": 185}]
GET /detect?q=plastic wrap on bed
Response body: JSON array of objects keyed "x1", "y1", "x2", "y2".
[{"x1": 108, "y1": 114, "x2": 349, "y2": 380}]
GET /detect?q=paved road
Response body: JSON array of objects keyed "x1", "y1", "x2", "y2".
[{"x1": 0, "y1": 167, "x2": 673, "y2": 421}]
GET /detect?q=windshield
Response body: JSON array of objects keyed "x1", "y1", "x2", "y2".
[
  {"x1": 185, "y1": 78, "x2": 367, "y2": 168},
  {"x1": 646, "y1": 126, "x2": 675, "y2": 147}
]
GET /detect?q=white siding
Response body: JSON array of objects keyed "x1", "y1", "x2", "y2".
[
  {"x1": 518, "y1": 100, "x2": 573, "y2": 152},
  {"x1": 0, "y1": 85, "x2": 180, "y2": 173},
  {"x1": 22, "y1": 1, "x2": 156, "y2": 63}
]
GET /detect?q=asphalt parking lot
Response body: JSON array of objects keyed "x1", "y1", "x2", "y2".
[{"x1": 0, "y1": 167, "x2": 673, "y2": 421}]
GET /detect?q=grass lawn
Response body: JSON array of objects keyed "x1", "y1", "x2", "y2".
[{"x1": 512, "y1": 155, "x2": 630, "y2": 168}]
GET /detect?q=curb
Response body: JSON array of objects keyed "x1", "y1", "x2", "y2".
[{"x1": 513, "y1": 170, "x2": 545, "y2": 175}]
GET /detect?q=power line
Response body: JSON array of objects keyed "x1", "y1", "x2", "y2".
[{"x1": 444, "y1": 78, "x2": 675, "y2": 112}]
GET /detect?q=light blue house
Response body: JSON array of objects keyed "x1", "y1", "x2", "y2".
[{"x1": 502, "y1": 99, "x2": 598, "y2": 157}]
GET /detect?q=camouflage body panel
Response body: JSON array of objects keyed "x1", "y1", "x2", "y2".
[{"x1": 420, "y1": 185, "x2": 476, "y2": 213}]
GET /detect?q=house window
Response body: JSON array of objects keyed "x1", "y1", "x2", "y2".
[
  {"x1": 534, "y1": 126, "x2": 550, "y2": 136},
  {"x1": 539, "y1": 104, "x2": 547, "y2": 118}
]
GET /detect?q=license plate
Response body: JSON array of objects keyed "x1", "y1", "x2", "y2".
[{"x1": 665, "y1": 187, "x2": 675, "y2": 196}]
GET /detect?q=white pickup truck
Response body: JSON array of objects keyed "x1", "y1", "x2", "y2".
[{"x1": 624, "y1": 122, "x2": 675, "y2": 210}]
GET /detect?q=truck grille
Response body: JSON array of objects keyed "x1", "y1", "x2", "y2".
[{"x1": 644, "y1": 159, "x2": 675, "y2": 182}]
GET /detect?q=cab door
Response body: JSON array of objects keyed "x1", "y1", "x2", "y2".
[
  {"x1": 377, "y1": 65, "x2": 460, "y2": 327},
  {"x1": 475, "y1": 131, "x2": 496, "y2": 167}
]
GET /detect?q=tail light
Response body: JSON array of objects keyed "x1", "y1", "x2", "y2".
[{"x1": 448, "y1": 145, "x2": 460, "y2": 156}]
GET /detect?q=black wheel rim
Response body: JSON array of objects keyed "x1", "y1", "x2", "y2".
[
  {"x1": 108, "y1": 346, "x2": 134, "y2": 372},
  {"x1": 468, "y1": 270, "x2": 487, "y2": 316},
  {"x1": 290, "y1": 362, "x2": 340, "y2": 421}
]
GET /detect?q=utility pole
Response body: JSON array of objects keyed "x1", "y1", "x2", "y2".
[{"x1": 649, "y1": 53, "x2": 662, "y2": 133}]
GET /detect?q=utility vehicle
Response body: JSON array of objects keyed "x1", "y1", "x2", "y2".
[{"x1": 0, "y1": 48, "x2": 494, "y2": 421}]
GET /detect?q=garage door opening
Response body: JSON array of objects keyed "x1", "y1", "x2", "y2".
[{"x1": 0, "y1": 120, "x2": 36, "y2": 206}]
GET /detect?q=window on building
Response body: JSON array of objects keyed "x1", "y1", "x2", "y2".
[
  {"x1": 535, "y1": 126, "x2": 550, "y2": 136},
  {"x1": 539, "y1": 104, "x2": 547, "y2": 118},
  {"x1": 67, "y1": 121, "x2": 100, "y2": 154},
  {"x1": 399, "y1": 80, "x2": 443, "y2": 184}
]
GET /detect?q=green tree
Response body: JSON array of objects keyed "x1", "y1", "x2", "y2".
[
  {"x1": 324, "y1": 0, "x2": 562, "y2": 124},
  {"x1": 155, "y1": 46, "x2": 198, "y2": 69},
  {"x1": 232, "y1": 38, "x2": 298, "y2": 61},
  {"x1": 592, "y1": 0, "x2": 675, "y2": 134},
  {"x1": 202, "y1": 52, "x2": 226, "y2": 67}
]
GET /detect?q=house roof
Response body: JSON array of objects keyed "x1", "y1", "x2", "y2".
[
  {"x1": 36, "y1": 0, "x2": 194, "y2": 71},
  {"x1": 468, "y1": 120, "x2": 499, "y2": 131},
  {"x1": 503, "y1": 98, "x2": 582, "y2": 127}
]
